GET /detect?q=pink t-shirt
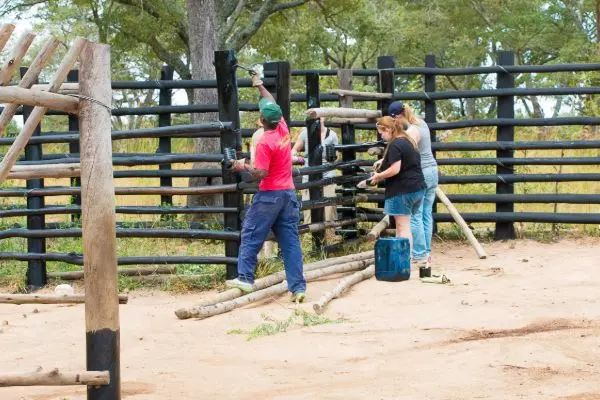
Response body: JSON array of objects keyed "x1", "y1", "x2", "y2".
[{"x1": 254, "y1": 119, "x2": 295, "y2": 191}]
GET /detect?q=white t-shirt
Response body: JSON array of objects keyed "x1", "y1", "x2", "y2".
[{"x1": 297, "y1": 127, "x2": 339, "y2": 178}]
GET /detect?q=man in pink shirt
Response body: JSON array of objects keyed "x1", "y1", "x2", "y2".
[{"x1": 226, "y1": 73, "x2": 306, "y2": 303}]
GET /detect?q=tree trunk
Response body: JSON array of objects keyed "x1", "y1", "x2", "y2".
[{"x1": 186, "y1": 0, "x2": 222, "y2": 218}]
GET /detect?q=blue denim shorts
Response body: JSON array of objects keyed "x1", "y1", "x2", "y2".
[{"x1": 384, "y1": 189, "x2": 425, "y2": 216}]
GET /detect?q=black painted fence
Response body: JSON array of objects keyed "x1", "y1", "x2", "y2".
[{"x1": 0, "y1": 50, "x2": 598, "y2": 288}]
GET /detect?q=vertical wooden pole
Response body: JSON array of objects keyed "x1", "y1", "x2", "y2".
[
  {"x1": 20, "y1": 67, "x2": 46, "y2": 289},
  {"x1": 263, "y1": 62, "x2": 291, "y2": 123},
  {"x1": 338, "y1": 69, "x2": 357, "y2": 238},
  {"x1": 215, "y1": 50, "x2": 242, "y2": 280},
  {"x1": 79, "y1": 42, "x2": 120, "y2": 400},
  {"x1": 158, "y1": 65, "x2": 173, "y2": 212},
  {"x1": 306, "y1": 73, "x2": 324, "y2": 250},
  {"x1": 495, "y1": 51, "x2": 516, "y2": 240},
  {"x1": 424, "y1": 55, "x2": 438, "y2": 234},
  {"x1": 67, "y1": 69, "x2": 81, "y2": 223},
  {"x1": 377, "y1": 56, "x2": 395, "y2": 225}
]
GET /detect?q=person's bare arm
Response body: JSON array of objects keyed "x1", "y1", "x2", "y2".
[
  {"x1": 252, "y1": 73, "x2": 276, "y2": 102},
  {"x1": 371, "y1": 161, "x2": 401, "y2": 183}
]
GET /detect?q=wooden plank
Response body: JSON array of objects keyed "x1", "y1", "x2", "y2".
[{"x1": 0, "y1": 368, "x2": 109, "y2": 387}]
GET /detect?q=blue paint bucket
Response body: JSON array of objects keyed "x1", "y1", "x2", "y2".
[{"x1": 375, "y1": 237, "x2": 411, "y2": 282}]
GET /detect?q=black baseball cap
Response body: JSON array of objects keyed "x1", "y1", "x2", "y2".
[{"x1": 387, "y1": 101, "x2": 405, "y2": 117}]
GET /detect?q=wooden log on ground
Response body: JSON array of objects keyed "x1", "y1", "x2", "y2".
[
  {"x1": 435, "y1": 187, "x2": 487, "y2": 259},
  {"x1": 328, "y1": 89, "x2": 393, "y2": 99},
  {"x1": 313, "y1": 264, "x2": 375, "y2": 314},
  {"x1": 367, "y1": 215, "x2": 390, "y2": 241},
  {"x1": 174, "y1": 252, "x2": 375, "y2": 319},
  {"x1": 0, "y1": 86, "x2": 78, "y2": 113},
  {"x1": 0, "y1": 367, "x2": 109, "y2": 387},
  {"x1": 0, "y1": 294, "x2": 128, "y2": 304},
  {"x1": 48, "y1": 266, "x2": 176, "y2": 280},
  {"x1": 0, "y1": 24, "x2": 16, "y2": 53},
  {"x1": 0, "y1": 31, "x2": 35, "y2": 85},
  {"x1": 177, "y1": 260, "x2": 372, "y2": 320},
  {"x1": 0, "y1": 38, "x2": 86, "y2": 185},
  {"x1": 8, "y1": 163, "x2": 80, "y2": 180},
  {"x1": 307, "y1": 107, "x2": 381, "y2": 120},
  {"x1": 80, "y1": 41, "x2": 121, "y2": 400},
  {"x1": 0, "y1": 38, "x2": 60, "y2": 137}
]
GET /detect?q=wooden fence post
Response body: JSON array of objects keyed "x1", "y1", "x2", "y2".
[
  {"x1": 263, "y1": 62, "x2": 291, "y2": 123},
  {"x1": 79, "y1": 41, "x2": 121, "y2": 400},
  {"x1": 377, "y1": 56, "x2": 395, "y2": 225},
  {"x1": 424, "y1": 55, "x2": 438, "y2": 234},
  {"x1": 215, "y1": 50, "x2": 242, "y2": 279},
  {"x1": 158, "y1": 65, "x2": 173, "y2": 213},
  {"x1": 495, "y1": 51, "x2": 516, "y2": 240},
  {"x1": 67, "y1": 69, "x2": 81, "y2": 223},
  {"x1": 20, "y1": 67, "x2": 46, "y2": 289},
  {"x1": 306, "y1": 72, "x2": 324, "y2": 250},
  {"x1": 338, "y1": 69, "x2": 357, "y2": 238}
]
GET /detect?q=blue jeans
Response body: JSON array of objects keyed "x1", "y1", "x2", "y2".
[
  {"x1": 237, "y1": 190, "x2": 306, "y2": 294},
  {"x1": 411, "y1": 166, "x2": 438, "y2": 259}
]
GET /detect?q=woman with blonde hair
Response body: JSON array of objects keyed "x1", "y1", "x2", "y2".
[
  {"x1": 388, "y1": 101, "x2": 438, "y2": 264},
  {"x1": 369, "y1": 116, "x2": 426, "y2": 250}
]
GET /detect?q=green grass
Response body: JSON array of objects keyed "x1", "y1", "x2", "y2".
[{"x1": 228, "y1": 309, "x2": 347, "y2": 341}]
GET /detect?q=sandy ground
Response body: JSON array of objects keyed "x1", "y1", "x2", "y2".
[{"x1": 1, "y1": 238, "x2": 600, "y2": 400}]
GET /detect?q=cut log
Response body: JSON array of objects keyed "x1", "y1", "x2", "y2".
[
  {"x1": 435, "y1": 187, "x2": 487, "y2": 259},
  {"x1": 176, "y1": 260, "x2": 371, "y2": 320},
  {"x1": 0, "y1": 367, "x2": 109, "y2": 387},
  {"x1": 0, "y1": 24, "x2": 16, "y2": 53},
  {"x1": 0, "y1": 31, "x2": 35, "y2": 85},
  {"x1": 0, "y1": 37, "x2": 86, "y2": 185},
  {"x1": 328, "y1": 89, "x2": 393, "y2": 99},
  {"x1": 306, "y1": 107, "x2": 381, "y2": 120},
  {"x1": 313, "y1": 264, "x2": 375, "y2": 314},
  {"x1": 367, "y1": 215, "x2": 390, "y2": 241},
  {"x1": 367, "y1": 147, "x2": 384, "y2": 156},
  {"x1": 0, "y1": 294, "x2": 128, "y2": 305},
  {"x1": 8, "y1": 163, "x2": 80, "y2": 180},
  {"x1": 48, "y1": 266, "x2": 176, "y2": 280},
  {"x1": 0, "y1": 86, "x2": 78, "y2": 113},
  {"x1": 175, "y1": 250, "x2": 375, "y2": 316},
  {"x1": 328, "y1": 118, "x2": 374, "y2": 124},
  {"x1": 0, "y1": 38, "x2": 60, "y2": 137}
]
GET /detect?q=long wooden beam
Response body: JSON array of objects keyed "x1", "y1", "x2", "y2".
[
  {"x1": 0, "y1": 294, "x2": 128, "y2": 305},
  {"x1": 328, "y1": 89, "x2": 393, "y2": 99},
  {"x1": 0, "y1": 86, "x2": 78, "y2": 114},
  {"x1": 0, "y1": 31, "x2": 35, "y2": 85},
  {"x1": 31, "y1": 82, "x2": 79, "y2": 93},
  {"x1": 0, "y1": 368, "x2": 109, "y2": 387},
  {"x1": 0, "y1": 38, "x2": 86, "y2": 185},
  {"x1": 8, "y1": 163, "x2": 80, "y2": 180},
  {"x1": 0, "y1": 37, "x2": 61, "y2": 136},
  {"x1": 0, "y1": 24, "x2": 16, "y2": 53},
  {"x1": 307, "y1": 107, "x2": 382, "y2": 119}
]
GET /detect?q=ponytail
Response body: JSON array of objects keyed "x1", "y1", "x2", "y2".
[{"x1": 402, "y1": 104, "x2": 420, "y2": 126}]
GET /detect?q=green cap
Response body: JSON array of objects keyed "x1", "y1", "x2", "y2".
[{"x1": 258, "y1": 98, "x2": 283, "y2": 124}]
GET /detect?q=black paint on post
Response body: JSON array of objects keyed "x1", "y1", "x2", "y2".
[
  {"x1": 264, "y1": 62, "x2": 291, "y2": 123},
  {"x1": 424, "y1": 55, "x2": 438, "y2": 234},
  {"x1": 67, "y1": 70, "x2": 81, "y2": 223},
  {"x1": 158, "y1": 65, "x2": 174, "y2": 212},
  {"x1": 495, "y1": 51, "x2": 516, "y2": 240},
  {"x1": 338, "y1": 69, "x2": 357, "y2": 238},
  {"x1": 21, "y1": 67, "x2": 46, "y2": 289},
  {"x1": 377, "y1": 57, "x2": 395, "y2": 222},
  {"x1": 306, "y1": 73, "x2": 324, "y2": 249},
  {"x1": 87, "y1": 329, "x2": 120, "y2": 400},
  {"x1": 215, "y1": 51, "x2": 242, "y2": 279}
]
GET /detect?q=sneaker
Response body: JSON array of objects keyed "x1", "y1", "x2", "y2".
[
  {"x1": 225, "y1": 278, "x2": 255, "y2": 293},
  {"x1": 291, "y1": 292, "x2": 306, "y2": 303}
]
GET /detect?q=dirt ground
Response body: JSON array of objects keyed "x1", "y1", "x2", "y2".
[{"x1": 1, "y1": 238, "x2": 600, "y2": 400}]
